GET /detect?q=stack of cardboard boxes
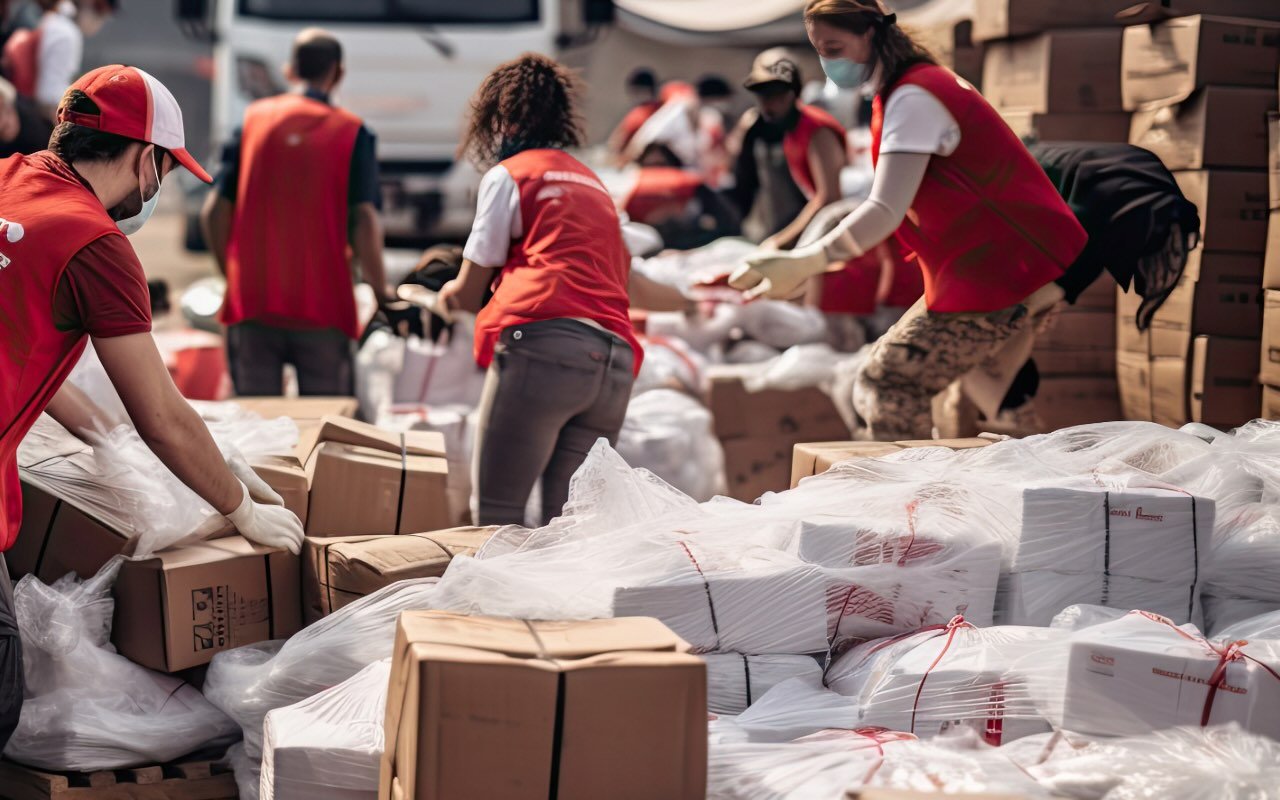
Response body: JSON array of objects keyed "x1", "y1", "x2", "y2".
[
  {"x1": 1117, "y1": 15, "x2": 1280, "y2": 428},
  {"x1": 1263, "y1": 114, "x2": 1280, "y2": 417}
]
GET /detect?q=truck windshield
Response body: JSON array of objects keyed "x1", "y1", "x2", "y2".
[{"x1": 238, "y1": 0, "x2": 539, "y2": 24}]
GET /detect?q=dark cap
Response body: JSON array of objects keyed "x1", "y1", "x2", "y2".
[{"x1": 743, "y1": 48, "x2": 801, "y2": 93}]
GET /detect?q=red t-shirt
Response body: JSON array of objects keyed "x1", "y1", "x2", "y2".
[{"x1": 52, "y1": 233, "x2": 153, "y2": 337}]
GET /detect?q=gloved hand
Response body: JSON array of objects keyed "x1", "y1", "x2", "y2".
[
  {"x1": 227, "y1": 454, "x2": 284, "y2": 506},
  {"x1": 728, "y1": 243, "x2": 831, "y2": 300},
  {"x1": 226, "y1": 482, "x2": 304, "y2": 555}
]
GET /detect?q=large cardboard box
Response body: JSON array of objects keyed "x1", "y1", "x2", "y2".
[
  {"x1": 790, "y1": 438, "x2": 997, "y2": 487},
  {"x1": 721, "y1": 436, "x2": 794, "y2": 502},
  {"x1": 982, "y1": 29, "x2": 1123, "y2": 114},
  {"x1": 1033, "y1": 308, "x2": 1117, "y2": 375},
  {"x1": 1262, "y1": 290, "x2": 1280, "y2": 386},
  {"x1": 1174, "y1": 170, "x2": 1271, "y2": 253},
  {"x1": 1117, "y1": 350, "x2": 1153, "y2": 421},
  {"x1": 304, "y1": 417, "x2": 451, "y2": 536},
  {"x1": 1151, "y1": 357, "x2": 1189, "y2": 427},
  {"x1": 380, "y1": 613, "x2": 707, "y2": 800},
  {"x1": 1037, "y1": 377, "x2": 1123, "y2": 429},
  {"x1": 1267, "y1": 211, "x2": 1280, "y2": 290},
  {"x1": 1116, "y1": 287, "x2": 1149, "y2": 355},
  {"x1": 1192, "y1": 336, "x2": 1261, "y2": 429},
  {"x1": 976, "y1": 1, "x2": 1280, "y2": 42},
  {"x1": 1000, "y1": 110, "x2": 1132, "y2": 144},
  {"x1": 1075, "y1": 272, "x2": 1120, "y2": 311},
  {"x1": 1129, "y1": 87, "x2": 1277, "y2": 171},
  {"x1": 1269, "y1": 112, "x2": 1280, "y2": 208},
  {"x1": 8, "y1": 480, "x2": 61, "y2": 579},
  {"x1": 251, "y1": 456, "x2": 310, "y2": 528},
  {"x1": 708, "y1": 368, "x2": 848, "y2": 441},
  {"x1": 302, "y1": 527, "x2": 494, "y2": 623},
  {"x1": 1263, "y1": 384, "x2": 1280, "y2": 419},
  {"x1": 1148, "y1": 251, "x2": 1265, "y2": 358},
  {"x1": 1121, "y1": 15, "x2": 1280, "y2": 110}
]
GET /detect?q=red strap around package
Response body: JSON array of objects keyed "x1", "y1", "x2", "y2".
[{"x1": 908, "y1": 615, "x2": 974, "y2": 736}]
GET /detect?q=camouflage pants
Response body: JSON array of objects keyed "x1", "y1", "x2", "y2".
[{"x1": 854, "y1": 299, "x2": 1029, "y2": 441}]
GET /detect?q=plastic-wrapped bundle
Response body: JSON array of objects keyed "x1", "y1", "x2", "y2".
[
  {"x1": 714, "y1": 676, "x2": 869, "y2": 744},
  {"x1": 826, "y1": 617, "x2": 1064, "y2": 745},
  {"x1": 260, "y1": 658, "x2": 390, "y2": 800},
  {"x1": 703, "y1": 654, "x2": 822, "y2": 715},
  {"x1": 739, "y1": 343, "x2": 849, "y2": 393},
  {"x1": 5, "y1": 558, "x2": 238, "y2": 771},
  {"x1": 1203, "y1": 593, "x2": 1277, "y2": 637},
  {"x1": 1215, "y1": 608, "x2": 1280, "y2": 641},
  {"x1": 1059, "y1": 610, "x2": 1280, "y2": 740},
  {"x1": 734, "y1": 300, "x2": 828, "y2": 350},
  {"x1": 707, "y1": 729, "x2": 919, "y2": 800},
  {"x1": 632, "y1": 335, "x2": 707, "y2": 397},
  {"x1": 204, "y1": 578, "x2": 439, "y2": 769},
  {"x1": 616, "y1": 390, "x2": 725, "y2": 502},
  {"x1": 1019, "y1": 724, "x2": 1280, "y2": 800}
]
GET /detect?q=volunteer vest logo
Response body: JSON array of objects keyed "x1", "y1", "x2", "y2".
[
  {"x1": 0, "y1": 216, "x2": 24, "y2": 269},
  {"x1": 1108, "y1": 506, "x2": 1166, "y2": 523}
]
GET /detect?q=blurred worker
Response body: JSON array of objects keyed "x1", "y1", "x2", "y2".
[
  {"x1": 440, "y1": 54, "x2": 688, "y2": 526},
  {"x1": 203, "y1": 28, "x2": 391, "y2": 397},
  {"x1": 731, "y1": 0, "x2": 1086, "y2": 441},
  {"x1": 695, "y1": 74, "x2": 732, "y2": 186},
  {"x1": 1, "y1": 0, "x2": 115, "y2": 126},
  {"x1": 616, "y1": 142, "x2": 741, "y2": 250},
  {"x1": 0, "y1": 65, "x2": 306, "y2": 748},
  {"x1": 0, "y1": 75, "x2": 47, "y2": 156},
  {"x1": 607, "y1": 67, "x2": 660, "y2": 164}
]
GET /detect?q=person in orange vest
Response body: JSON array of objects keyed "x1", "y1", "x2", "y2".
[
  {"x1": 438, "y1": 53, "x2": 687, "y2": 526},
  {"x1": 730, "y1": 0, "x2": 1087, "y2": 441},
  {"x1": 0, "y1": 65, "x2": 305, "y2": 748},
  {"x1": 202, "y1": 28, "x2": 391, "y2": 397},
  {"x1": 606, "y1": 67, "x2": 660, "y2": 166},
  {"x1": 618, "y1": 142, "x2": 741, "y2": 250}
]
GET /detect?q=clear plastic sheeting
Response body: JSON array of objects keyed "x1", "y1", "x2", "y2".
[
  {"x1": 260, "y1": 658, "x2": 391, "y2": 800},
  {"x1": 616, "y1": 389, "x2": 726, "y2": 502},
  {"x1": 632, "y1": 335, "x2": 707, "y2": 397},
  {"x1": 1016, "y1": 724, "x2": 1280, "y2": 800},
  {"x1": 354, "y1": 321, "x2": 486, "y2": 421},
  {"x1": 203, "y1": 579, "x2": 440, "y2": 770},
  {"x1": 1215, "y1": 608, "x2": 1280, "y2": 641},
  {"x1": 5, "y1": 558, "x2": 238, "y2": 771},
  {"x1": 703, "y1": 654, "x2": 822, "y2": 716},
  {"x1": 825, "y1": 618, "x2": 1062, "y2": 744}
]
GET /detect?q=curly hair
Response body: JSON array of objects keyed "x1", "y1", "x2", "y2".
[{"x1": 460, "y1": 53, "x2": 585, "y2": 168}]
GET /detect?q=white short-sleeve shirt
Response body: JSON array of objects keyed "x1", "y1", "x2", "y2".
[
  {"x1": 36, "y1": 2, "x2": 82, "y2": 109},
  {"x1": 879, "y1": 85, "x2": 961, "y2": 157}
]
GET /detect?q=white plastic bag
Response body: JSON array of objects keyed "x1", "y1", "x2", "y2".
[
  {"x1": 5, "y1": 558, "x2": 238, "y2": 771},
  {"x1": 616, "y1": 389, "x2": 726, "y2": 502}
]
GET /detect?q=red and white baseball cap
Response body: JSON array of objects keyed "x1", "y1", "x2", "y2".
[{"x1": 57, "y1": 64, "x2": 212, "y2": 183}]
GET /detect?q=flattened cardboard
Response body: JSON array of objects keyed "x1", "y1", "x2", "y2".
[
  {"x1": 1129, "y1": 87, "x2": 1277, "y2": 170},
  {"x1": 1037, "y1": 377, "x2": 1123, "y2": 429},
  {"x1": 1121, "y1": 15, "x2": 1280, "y2": 110},
  {"x1": 1001, "y1": 111, "x2": 1132, "y2": 144},
  {"x1": 1117, "y1": 350, "x2": 1153, "y2": 421},
  {"x1": 1262, "y1": 290, "x2": 1280, "y2": 387},
  {"x1": 380, "y1": 613, "x2": 706, "y2": 800},
  {"x1": 708, "y1": 368, "x2": 848, "y2": 442},
  {"x1": 1151, "y1": 357, "x2": 1189, "y2": 427},
  {"x1": 983, "y1": 29, "x2": 1123, "y2": 114},
  {"x1": 303, "y1": 527, "x2": 494, "y2": 622},
  {"x1": 1174, "y1": 170, "x2": 1271, "y2": 253},
  {"x1": 1033, "y1": 308, "x2": 1117, "y2": 375},
  {"x1": 1148, "y1": 251, "x2": 1265, "y2": 358},
  {"x1": 1263, "y1": 384, "x2": 1280, "y2": 419},
  {"x1": 1192, "y1": 336, "x2": 1261, "y2": 429}
]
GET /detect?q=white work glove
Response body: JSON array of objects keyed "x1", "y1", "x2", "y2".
[
  {"x1": 729, "y1": 242, "x2": 831, "y2": 300},
  {"x1": 226, "y1": 481, "x2": 304, "y2": 555},
  {"x1": 227, "y1": 454, "x2": 284, "y2": 506}
]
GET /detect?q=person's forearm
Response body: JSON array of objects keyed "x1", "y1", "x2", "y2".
[
  {"x1": 771, "y1": 195, "x2": 829, "y2": 251},
  {"x1": 816, "y1": 151, "x2": 932, "y2": 262},
  {"x1": 201, "y1": 193, "x2": 233, "y2": 275},
  {"x1": 352, "y1": 203, "x2": 391, "y2": 303},
  {"x1": 629, "y1": 270, "x2": 690, "y2": 312},
  {"x1": 43, "y1": 381, "x2": 124, "y2": 440},
  {"x1": 451, "y1": 259, "x2": 497, "y2": 313},
  {"x1": 132, "y1": 400, "x2": 243, "y2": 515}
]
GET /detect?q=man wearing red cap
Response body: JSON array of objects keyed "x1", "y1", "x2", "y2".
[{"x1": 0, "y1": 65, "x2": 305, "y2": 747}]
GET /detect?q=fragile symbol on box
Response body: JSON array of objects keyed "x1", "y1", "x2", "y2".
[{"x1": 191, "y1": 585, "x2": 230, "y2": 652}]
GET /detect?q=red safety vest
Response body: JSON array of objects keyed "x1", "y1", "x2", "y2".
[
  {"x1": 819, "y1": 243, "x2": 923, "y2": 314},
  {"x1": 872, "y1": 64, "x2": 1086, "y2": 313},
  {"x1": 616, "y1": 100, "x2": 662, "y2": 151},
  {"x1": 622, "y1": 166, "x2": 703, "y2": 225},
  {"x1": 0, "y1": 153, "x2": 128, "y2": 551},
  {"x1": 474, "y1": 149, "x2": 642, "y2": 374},
  {"x1": 783, "y1": 104, "x2": 848, "y2": 198},
  {"x1": 221, "y1": 93, "x2": 363, "y2": 338},
  {"x1": 1, "y1": 27, "x2": 40, "y2": 98}
]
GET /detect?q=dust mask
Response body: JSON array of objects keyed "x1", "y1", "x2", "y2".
[
  {"x1": 116, "y1": 150, "x2": 161, "y2": 236},
  {"x1": 819, "y1": 56, "x2": 871, "y2": 90}
]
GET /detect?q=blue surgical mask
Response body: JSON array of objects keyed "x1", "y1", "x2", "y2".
[
  {"x1": 819, "y1": 56, "x2": 870, "y2": 90},
  {"x1": 116, "y1": 150, "x2": 161, "y2": 236}
]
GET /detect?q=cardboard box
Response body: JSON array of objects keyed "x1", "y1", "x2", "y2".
[
  {"x1": 251, "y1": 456, "x2": 310, "y2": 528},
  {"x1": 983, "y1": 29, "x2": 1123, "y2": 114},
  {"x1": 1269, "y1": 112, "x2": 1280, "y2": 208},
  {"x1": 1116, "y1": 287, "x2": 1149, "y2": 355},
  {"x1": 302, "y1": 527, "x2": 494, "y2": 622},
  {"x1": 8, "y1": 480, "x2": 60, "y2": 579},
  {"x1": 790, "y1": 442, "x2": 901, "y2": 488},
  {"x1": 1192, "y1": 336, "x2": 1261, "y2": 429},
  {"x1": 975, "y1": 0, "x2": 1280, "y2": 42},
  {"x1": 380, "y1": 613, "x2": 706, "y2": 800},
  {"x1": 1263, "y1": 384, "x2": 1280, "y2": 419},
  {"x1": 1075, "y1": 272, "x2": 1120, "y2": 312},
  {"x1": 1001, "y1": 110, "x2": 1132, "y2": 144},
  {"x1": 1262, "y1": 290, "x2": 1280, "y2": 386},
  {"x1": 1129, "y1": 87, "x2": 1277, "y2": 171},
  {"x1": 1121, "y1": 15, "x2": 1280, "y2": 110},
  {"x1": 1174, "y1": 170, "x2": 1271, "y2": 253},
  {"x1": 1148, "y1": 251, "x2": 1265, "y2": 358},
  {"x1": 722, "y1": 436, "x2": 794, "y2": 502},
  {"x1": 304, "y1": 417, "x2": 451, "y2": 536},
  {"x1": 1034, "y1": 308, "x2": 1117, "y2": 375},
  {"x1": 1267, "y1": 211, "x2": 1280, "y2": 289},
  {"x1": 708, "y1": 368, "x2": 848, "y2": 441},
  {"x1": 1151, "y1": 357, "x2": 1188, "y2": 427},
  {"x1": 1036, "y1": 377, "x2": 1122, "y2": 429},
  {"x1": 231, "y1": 396, "x2": 359, "y2": 420},
  {"x1": 1117, "y1": 350, "x2": 1153, "y2": 421}
]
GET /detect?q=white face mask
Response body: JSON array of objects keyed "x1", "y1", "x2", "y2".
[{"x1": 116, "y1": 150, "x2": 161, "y2": 236}]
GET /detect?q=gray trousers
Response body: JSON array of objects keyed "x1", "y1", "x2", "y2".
[
  {"x1": 474, "y1": 319, "x2": 635, "y2": 526},
  {"x1": 226, "y1": 322, "x2": 354, "y2": 397}
]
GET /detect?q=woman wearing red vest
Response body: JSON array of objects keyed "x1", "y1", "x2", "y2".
[
  {"x1": 731, "y1": 0, "x2": 1087, "y2": 440},
  {"x1": 438, "y1": 54, "x2": 656, "y2": 526}
]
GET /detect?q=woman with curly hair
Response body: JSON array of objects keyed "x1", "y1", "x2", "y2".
[{"x1": 438, "y1": 53, "x2": 647, "y2": 526}]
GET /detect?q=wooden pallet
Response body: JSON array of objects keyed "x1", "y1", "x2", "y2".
[{"x1": 0, "y1": 758, "x2": 237, "y2": 800}]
